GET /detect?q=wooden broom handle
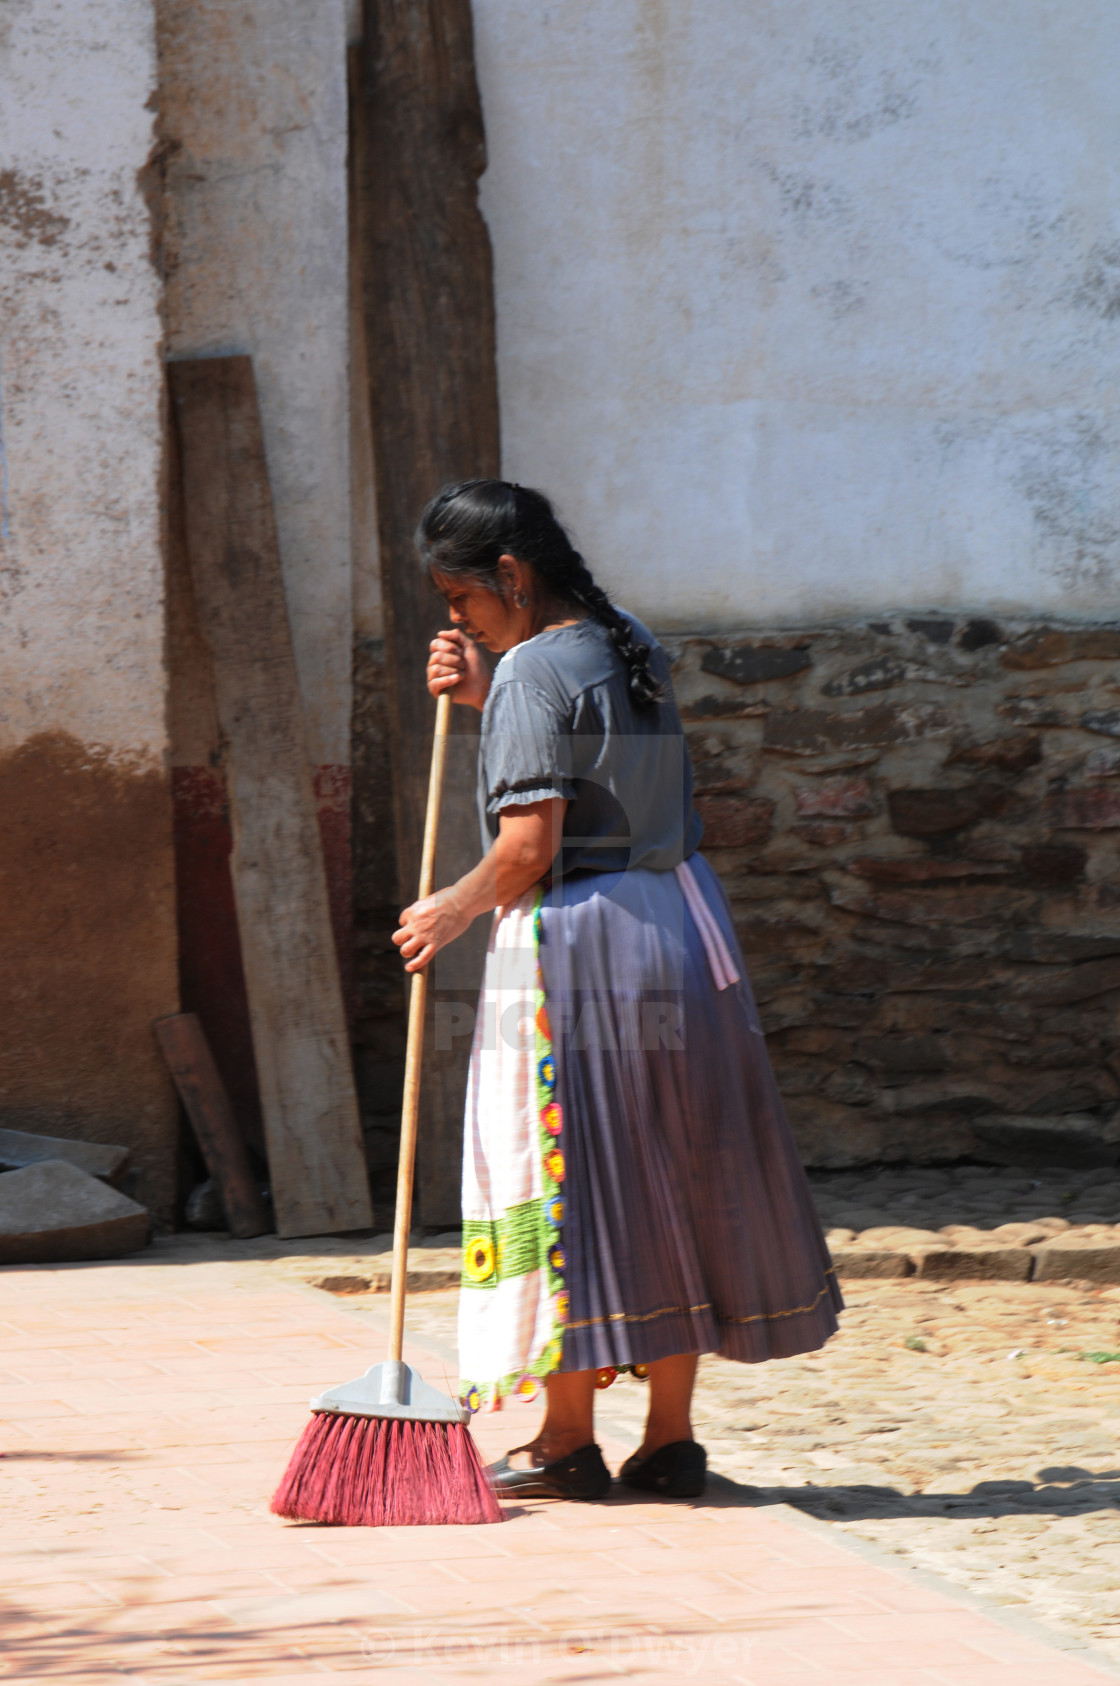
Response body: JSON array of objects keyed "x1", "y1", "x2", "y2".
[{"x1": 388, "y1": 689, "x2": 452, "y2": 1365}]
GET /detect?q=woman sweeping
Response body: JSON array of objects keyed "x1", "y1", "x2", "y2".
[{"x1": 394, "y1": 480, "x2": 842, "y2": 1501}]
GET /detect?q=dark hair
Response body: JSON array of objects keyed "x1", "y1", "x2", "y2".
[{"x1": 415, "y1": 479, "x2": 661, "y2": 707}]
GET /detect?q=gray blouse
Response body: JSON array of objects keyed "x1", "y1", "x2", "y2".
[{"x1": 477, "y1": 612, "x2": 703, "y2": 875}]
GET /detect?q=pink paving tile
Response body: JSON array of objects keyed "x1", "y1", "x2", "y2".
[
  {"x1": 7, "y1": 1553, "x2": 163, "y2": 1583},
  {"x1": 6, "y1": 1261, "x2": 1119, "y2": 1686},
  {"x1": 496, "y1": 1523, "x2": 657, "y2": 1556},
  {"x1": 925, "y1": 1672, "x2": 1109, "y2": 1686},
  {"x1": 825, "y1": 1611, "x2": 1051, "y2": 1654},
  {"x1": 8, "y1": 1579, "x2": 124, "y2": 1611},
  {"x1": 785, "y1": 1638, "x2": 1043, "y2": 1672}
]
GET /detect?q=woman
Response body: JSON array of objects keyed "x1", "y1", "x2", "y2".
[{"x1": 394, "y1": 481, "x2": 841, "y2": 1501}]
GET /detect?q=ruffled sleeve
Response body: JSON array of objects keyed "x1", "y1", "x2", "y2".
[{"x1": 480, "y1": 680, "x2": 577, "y2": 815}]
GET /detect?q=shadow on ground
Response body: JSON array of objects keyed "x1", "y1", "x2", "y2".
[{"x1": 699, "y1": 1467, "x2": 1120, "y2": 1520}]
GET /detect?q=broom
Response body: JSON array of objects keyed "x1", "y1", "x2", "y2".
[{"x1": 271, "y1": 690, "x2": 502, "y2": 1526}]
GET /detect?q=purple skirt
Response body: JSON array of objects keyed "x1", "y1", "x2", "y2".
[{"x1": 539, "y1": 855, "x2": 842, "y2": 1372}]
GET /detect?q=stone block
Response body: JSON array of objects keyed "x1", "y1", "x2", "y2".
[
  {"x1": 694, "y1": 793, "x2": 774, "y2": 847},
  {"x1": 858, "y1": 1226, "x2": 945, "y2": 1246},
  {"x1": 1081, "y1": 708, "x2": 1120, "y2": 738},
  {"x1": 1085, "y1": 746, "x2": 1120, "y2": 778},
  {"x1": 690, "y1": 744, "x2": 763, "y2": 794},
  {"x1": 847, "y1": 856, "x2": 1012, "y2": 883},
  {"x1": 822, "y1": 657, "x2": 909, "y2": 696},
  {"x1": 700, "y1": 644, "x2": 812, "y2": 685},
  {"x1": 907, "y1": 617, "x2": 956, "y2": 644},
  {"x1": 830, "y1": 885, "x2": 1033, "y2": 928},
  {"x1": 946, "y1": 734, "x2": 1041, "y2": 773},
  {"x1": 1032, "y1": 1240, "x2": 1120, "y2": 1283},
  {"x1": 793, "y1": 820, "x2": 859, "y2": 846},
  {"x1": 313, "y1": 1274, "x2": 371, "y2": 1294},
  {"x1": 1019, "y1": 845, "x2": 1087, "y2": 883},
  {"x1": 1005, "y1": 931, "x2": 1120, "y2": 963},
  {"x1": 917, "y1": 1246, "x2": 1032, "y2": 1281},
  {"x1": 184, "y1": 1179, "x2": 224, "y2": 1231},
  {"x1": 1002, "y1": 629, "x2": 1120, "y2": 669},
  {"x1": 794, "y1": 776, "x2": 875, "y2": 818},
  {"x1": 830, "y1": 1248, "x2": 914, "y2": 1279},
  {"x1": 0, "y1": 1127, "x2": 129, "y2": 1184},
  {"x1": 764, "y1": 702, "x2": 949, "y2": 755},
  {"x1": 857, "y1": 1036, "x2": 947, "y2": 1076},
  {"x1": 680, "y1": 694, "x2": 772, "y2": 722},
  {"x1": 887, "y1": 785, "x2": 1008, "y2": 837},
  {"x1": 1011, "y1": 958, "x2": 1120, "y2": 1006},
  {"x1": 971, "y1": 1115, "x2": 1120, "y2": 1170},
  {"x1": 989, "y1": 1222, "x2": 1052, "y2": 1245},
  {"x1": 955, "y1": 618, "x2": 1001, "y2": 649},
  {"x1": 0, "y1": 1161, "x2": 149, "y2": 1264},
  {"x1": 1043, "y1": 787, "x2": 1120, "y2": 830},
  {"x1": 305, "y1": 1252, "x2": 461, "y2": 1294},
  {"x1": 996, "y1": 696, "x2": 1069, "y2": 727}
]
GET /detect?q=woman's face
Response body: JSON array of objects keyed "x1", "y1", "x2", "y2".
[{"x1": 431, "y1": 561, "x2": 528, "y2": 653}]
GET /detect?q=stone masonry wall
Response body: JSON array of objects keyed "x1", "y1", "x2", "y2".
[{"x1": 668, "y1": 616, "x2": 1120, "y2": 1169}]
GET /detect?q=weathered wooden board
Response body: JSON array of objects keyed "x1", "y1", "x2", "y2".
[
  {"x1": 355, "y1": 4, "x2": 501, "y2": 1223},
  {"x1": 154, "y1": 1012, "x2": 270, "y2": 1240},
  {"x1": 169, "y1": 356, "x2": 372, "y2": 1239}
]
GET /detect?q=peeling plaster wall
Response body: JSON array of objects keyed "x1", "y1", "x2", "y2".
[
  {"x1": 0, "y1": 0, "x2": 178, "y2": 1219},
  {"x1": 157, "y1": 0, "x2": 352, "y2": 768},
  {"x1": 157, "y1": 3, "x2": 357, "y2": 1166},
  {"x1": 474, "y1": 0, "x2": 1120, "y2": 627}
]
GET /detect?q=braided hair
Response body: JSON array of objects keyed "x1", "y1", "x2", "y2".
[{"x1": 415, "y1": 480, "x2": 662, "y2": 707}]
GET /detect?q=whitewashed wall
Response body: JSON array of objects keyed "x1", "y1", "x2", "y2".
[
  {"x1": 159, "y1": 0, "x2": 352, "y2": 766},
  {"x1": 0, "y1": 0, "x2": 165, "y2": 758},
  {"x1": 474, "y1": 0, "x2": 1120, "y2": 629}
]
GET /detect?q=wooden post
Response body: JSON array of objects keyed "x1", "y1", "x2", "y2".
[
  {"x1": 154, "y1": 1013, "x2": 270, "y2": 1240},
  {"x1": 355, "y1": 0, "x2": 500, "y2": 1224},
  {"x1": 168, "y1": 356, "x2": 373, "y2": 1239}
]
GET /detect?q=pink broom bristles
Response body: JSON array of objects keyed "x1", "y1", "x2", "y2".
[{"x1": 270, "y1": 1413, "x2": 503, "y2": 1527}]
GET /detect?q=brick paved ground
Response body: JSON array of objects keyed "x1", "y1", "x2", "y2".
[{"x1": 3, "y1": 1242, "x2": 1119, "y2": 1685}]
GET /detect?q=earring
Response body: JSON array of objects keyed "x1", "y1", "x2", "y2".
[{"x1": 514, "y1": 589, "x2": 529, "y2": 608}]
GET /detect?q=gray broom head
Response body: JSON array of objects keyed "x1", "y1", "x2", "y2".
[{"x1": 310, "y1": 1358, "x2": 468, "y2": 1423}]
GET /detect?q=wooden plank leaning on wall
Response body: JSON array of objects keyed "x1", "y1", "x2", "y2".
[
  {"x1": 169, "y1": 357, "x2": 373, "y2": 1240},
  {"x1": 353, "y1": 0, "x2": 502, "y2": 1225}
]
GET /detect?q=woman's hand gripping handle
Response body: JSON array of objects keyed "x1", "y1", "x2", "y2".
[{"x1": 427, "y1": 627, "x2": 490, "y2": 711}]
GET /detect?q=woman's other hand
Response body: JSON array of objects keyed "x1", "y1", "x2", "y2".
[
  {"x1": 427, "y1": 628, "x2": 490, "y2": 711},
  {"x1": 392, "y1": 801, "x2": 565, "y2": 971},
  {"x1": 393, "y1": 888, "x2": 471, "y2": 973}
]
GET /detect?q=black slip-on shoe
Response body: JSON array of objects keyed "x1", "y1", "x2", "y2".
[
  {"x1": 486, "y1": 1442, "x2": 611, "y2": 1501},
  {"x1": 618, "y1": 1440, "x2": 707, "y2": 1498}
]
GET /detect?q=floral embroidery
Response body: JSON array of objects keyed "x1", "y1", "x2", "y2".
[
  {"x1": 459, "y1": 887, "x2": 569, "y2": 1411},
  {"x1": 461, "y1": 1383, "x2": 481, "y2": 1413},
  {"x1": 463, "y1": 1234, "x2": 496, "y2": 1282}
]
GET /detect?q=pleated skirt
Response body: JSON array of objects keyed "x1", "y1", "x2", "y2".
[{"x1": 457, "y1": 855, "x2": 841, "y2": 1406}]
